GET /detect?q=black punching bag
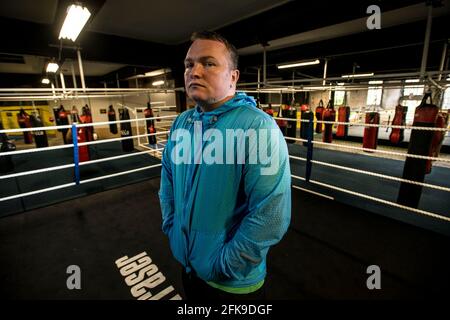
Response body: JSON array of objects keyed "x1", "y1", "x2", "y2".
[
  {"x1": 144, "y1": 103, "x2": 157, "y2": 145},
  {"x1": 108, "y1": 105, "x2": 118, "y2": 134},
  {"x1": 397, "y1": 93, "x2": 438, "y2": 208},
  {"x1": 0, "y1": 121, "x2": 15, "y2": 174},
  {"x1": 30, "y1": 114, "x2": 48, "y2": 148},
  {"x1": 119, "y1": 108, "x2": 134, "y2": 152}
]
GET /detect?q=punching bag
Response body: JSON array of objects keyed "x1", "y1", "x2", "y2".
[
  {"x1": 144, "y1": 103, "x2": 157, "y2": 145},
  {"x1": 315, "y1": 100, "x2": 325, "y2": 133},
  {"x1": 108, "y1": 105, "x2": 118, "y2": 134},
  {"x1": 285, "y1": 105, "x2": 297, "y2": 143},
  {"x1": 336, "y1": 106, "x2": 350, "y2": 138},
  {"x1": 397, "y1": 93, "x2": 438, "y2": 208},
  {"x1": 362, "y1": 112, "x2": 380, "y2": 151},
  {"x1": 426, "y1": 111, "x2": 449, "y2": 174},
  {"x1": 81, "y1": 105, "x2": 94, "y2": 142},
  {"x1": 265, "y1": 104, "x2": 274, "y2": 117},
  {"x1": 322, "y1": 101, "x2": 335, "y2": 143},
  {"x1": 30, "y1": 114, "x2": 48, "y2": 148},
  {"x1": 0, "y1": 121, "x2": 15, "y2": 174},
  {"x1": 276, "y1": 105, "x2": 288, "y2": 136},
  {"x1": 58, "y1": 105, "x2": 70, "y2": 144},
  {"x1": 119, "y1": 108, "x2": 134, "y2": 152},
  {"x1": 17, "y1": 109, "x2": 33, "y2": 144},
  {"x1": 389, "y1": 104, "x2": 408, "y2": 144}
]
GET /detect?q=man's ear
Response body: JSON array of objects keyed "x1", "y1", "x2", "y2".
[{"x1": 231, "y1": 69, "x2": 240, "y2": 85}]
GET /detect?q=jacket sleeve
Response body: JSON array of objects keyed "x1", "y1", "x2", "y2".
[
  {"x1": 158, "y1": 124, "x2": 175, "y2": 236},
  {"x1": 215, "y1": 118, "x2": 292, "y2": 280}
]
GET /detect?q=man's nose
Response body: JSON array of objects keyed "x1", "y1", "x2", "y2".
[{"x1": 189, "y1": 63, "x2": 203, "y2": 78}]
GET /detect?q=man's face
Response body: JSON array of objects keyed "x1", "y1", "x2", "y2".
[{"x1": 184, "y1": 39, "x2": 239, "y2": 105}]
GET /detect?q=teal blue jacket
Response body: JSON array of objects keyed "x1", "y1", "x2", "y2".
[{"x1": 159, "y1": 92, "x2": 291, "y2": 288}]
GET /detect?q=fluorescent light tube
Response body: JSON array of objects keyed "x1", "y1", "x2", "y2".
[
  {"x1": 59, "y1": 4, "x2": 91, "y2": 42},
  {"x1": 152, "y1": 80, "x2": 165, "y2": 86},
  {"x1": 277, "y1": 59, "x2": 320, "y2": 69},
  {"x1": 341, "y1": 73, "x2": 374, "y2": 78},
  {"x1": 46, "y1": 62, "x2": 59, "y2": 73}
]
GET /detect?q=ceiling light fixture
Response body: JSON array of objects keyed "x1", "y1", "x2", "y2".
[
  {"x1": 277, "y1": 59, "x2": 320, "y2": 69},
  {"x1": 152, "y1": 80, "x2": 165, "y2": 86},
  {"x1": 341, "y1": 73, "x2": 374, "y2": 78},
  {"x1": 59, "y1": 4, "x2": 91, "y2": 42},
  {"x1": 41, "y1": 78, "x2": 50, "y2": 85},
  {"x1": 145, "y1": 68, "x2": 171, "y2": 77},
  {"x1": 46, "y1": 62, "x2": 59, "y2": 73}
]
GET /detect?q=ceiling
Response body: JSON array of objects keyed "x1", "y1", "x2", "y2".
[
  {"x1": 88, "y1": 0, "x2": 290, "y2": 44},
  {"x1": 0, "y1": 0, "x2": 449, "y2": 88}
]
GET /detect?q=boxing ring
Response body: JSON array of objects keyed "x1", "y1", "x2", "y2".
[{"x1": 1, "y1": 102, "x2": 450, "y2": 300}]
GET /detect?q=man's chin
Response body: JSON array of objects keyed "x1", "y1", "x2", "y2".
[{"x1": 190, "y1": 95, "x2": 210, "y2": 105}]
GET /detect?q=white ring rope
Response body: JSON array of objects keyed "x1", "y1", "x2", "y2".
[
  {"x1": 0, "y1": 148, "x2": 165, "y2": 180},
  {"x1": 291, "y1": 175, "x2": 450, "y2": 222},
  {"x1": 0, "y1": 114, "x2": 177, "y2": 133},
  {"x1": 273, "y1": 116, "x2": 450, "y2": 131},
  {"x1": 284, "y1": 135, "x2": 449, "y2": 162},
  {"x1": 311, "y1": 140, "x2": 450, "y2": 162},
  {"x1": 0, "y1": 163, "x2": 163, "y2": 202},
  {"x1": 77, "y1": 131, "x2": 169, "y2": 147},
  {"x1": 79, "y1": 163, "x2": 162, "y2": 184},
  {"x1": 0, "y1": 163, "x2": 75, "y2": 180},
  {"x1": 292, "y1": 185, "x2": 335, "y2": 200},
  {"x1": 0, "y1": 131, "x2": 169, "y2": 157},
  {"x1": 0, "y1": 182, "x2": 77, "y2": 202},
  {"x1": 0, "y1": 143, "x2": 74, "y2": 156},
  {"x1": 310, "y1": 159, "x2": 450, "y2": 192},
  {"x1": 78, "y1": 148, "x2": 165, "y2": 166}
]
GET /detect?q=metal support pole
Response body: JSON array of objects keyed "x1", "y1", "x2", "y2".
[
  {"x1": 77, "y1": 49, "x2": 86, "y2": 92},
  {"x1": 437, "y1": 41, "x2": 448, "y2": 81},
  {"x1": 263, "y1": 46, "x2": 267, "y2": 85},
  {"x1": 71, "y1": 61, "x2": 78, "y2": 89},
  {"x1": 257, "y1": 68, "x2": 261, "y2": 90},
  {"x1": 420, "y1": 4, "x2": 433, "y2": 79},
  {"x1": 59, "y1": 72, "x2": 66, "y2": 95},
  {"x1": 322, "y1": 59, "x2": 328, "y2": 86}
]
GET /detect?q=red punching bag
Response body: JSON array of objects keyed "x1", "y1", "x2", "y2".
[
  {"x1": 77, "y1": 126, "x2": 90, "y2": 162},
  {"x1": 322, "y1": 101, "x2": 335, "y2": 143},
  {"x1": 426, "y1": 111, "x2": 448, "y2": 174},
  {"x1": 336, "y1": 106, "x2": 350, "y2": 137},
  {"x1": 17, "y1": 109, "x2": 33, "y2": 144},
  {"x1": 265, "y1": 105, "x2": 274, "y2": 117},
  {"x1": 389, "y1": 104, "x2": 408, "y2": 144},
  {"x1": 363, "y1": 112, "x2": 380, "y2": 151},
  {"x1": 315, "y1": 100, "x2": 324, "y2": 133}
]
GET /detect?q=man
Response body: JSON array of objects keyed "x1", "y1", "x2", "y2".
[{"x1": 159, "y1": 31, "x2": 291, "y2": 300}]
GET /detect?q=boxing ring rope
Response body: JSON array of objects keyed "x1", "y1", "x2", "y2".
[
  {"x1": 0, "y1": 115, "x2": 175, "y2": 201},
  {"x1": 279, "y1": 116, "x2": 450, "y2": 222},
  {"x1": 1, "y1": 110, "x2": 449, "y2": 224}
]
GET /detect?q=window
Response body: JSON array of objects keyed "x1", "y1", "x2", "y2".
[
  {"x1": 366, "y1": 80, "x2": 383, "y2": 106},
  {"x1": 402, "y1": 79, "x2": 425, "y2": 124},
  {"x1": 442, "y1": 87, "x2": 450, "y2": 110},
  {"x1": 334, "y1": 90, "x2": 345, "y2": 106}
]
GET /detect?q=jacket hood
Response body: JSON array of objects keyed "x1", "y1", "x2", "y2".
[{"x1": 193, "y1": 92, "x2": 256, "y2": 118}]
